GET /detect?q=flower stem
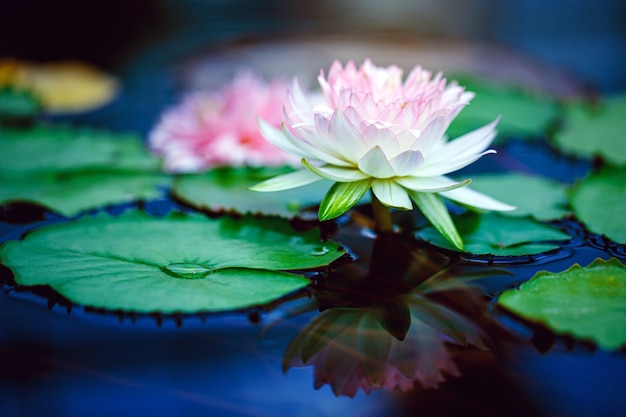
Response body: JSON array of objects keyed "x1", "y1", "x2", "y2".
[{"x1": 370, "y1": 191, "x2": 393, "y2": 233}]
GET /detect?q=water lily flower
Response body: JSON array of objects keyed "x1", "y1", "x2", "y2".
[
  {"x1": 149, "y1": 71, "x2": 295, "y2": 172},
  {"x1": 251, "y1": 59, "x2": 515, "y2": 249}
]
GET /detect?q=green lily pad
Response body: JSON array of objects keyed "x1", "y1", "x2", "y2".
[
  {"x1": 0, "y1": 124, "x2": 160, "y2": 176},
  {"x1": 447, "y1": 77, "x2": 559, "y2": 140},
  {"x1": 0, "y1": 172, "x2": 170, "y2": 216},
  {"x1": 0, "y1": 87, "x2": 41, "y2": 124},
  {"x1": 0, "y1": 124, "x2": 167, "y2": 215},
  {"x1": 552, "y1": 95, "x2": 626, "y2": 165},
  {"x1": 415, "y1": 212, "x2": 570, "y2": 256},
  {"x1": 569, "y1": 167, "x2": 626, "y2": 243},
  {"x1": 0, "y1": 211, "x2": 345, "y2": 313},
  {"x1": 468, "y1": 174, "x2": 570, "y2": 221},
  {"x1": 498, "y1": 258, "x2": 626, "y2": 350},
  {"x1": 173, "y1": 167, "x2": 334, "y2": 217}
]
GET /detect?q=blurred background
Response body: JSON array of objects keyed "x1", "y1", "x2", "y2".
[
  {"x1": 1, "y1": 0, "x2": 624, "y2": 89},
  {"x1": 1, "y1": 0, "x2": 624, "y2": 132}
]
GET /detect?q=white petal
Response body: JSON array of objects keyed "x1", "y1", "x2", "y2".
[
  {"x1": 362, "y1": 124, "x2": 399, "y2": 157},
  {"x1": 395, "y1": 129, "x2": 420, "y2": 150},
  {"x1": 417, "y1": 149, "x2": 496, "y2": 177},
  {"x1": 415, "y1": 115, "x2": 446, "y2": 152},
  {"x1": 389, "y1": 150, "x2": 424, "y2": 176},
  {"x1": 258, "y1": 118, "x2": 302, "y2": 156},
  {"x1": 396, "y1": 176, "x2": 471, "y2": 192},
  {"x1": 327, "y1": 109, "x2": 370, "y2": 162},
  {"x1": 428, "y1": 118, "x2": 499, "y2": 165},
  {"x1": 302, "y1": 159, "x2": 368, "y2": 182},
  {"x1": 358, "y1": 146, "x2": 396, "y2": 179},
  {"x1": 371, "y1": 180, "x2": 413, "y2": 210},
  {"x1": 249, "y1": 169, "x2": 322, "y2": 192},
  {"x1": 282, "y1": 124, "x2": 351, "y2": 167},
  {"x1": 288, "y1": 78, "x2": 313, "y2": 120},
  {"x1": 440, "y1": 185, "x2": 516, "y2": 211}
]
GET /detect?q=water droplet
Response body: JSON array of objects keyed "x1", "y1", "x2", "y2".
[
  {"x1": 310, "y1": 246, "x2": 329, "y2": 256},
  {"x1": 160, "y1": 263, "x2": 214, "y2": 279}
]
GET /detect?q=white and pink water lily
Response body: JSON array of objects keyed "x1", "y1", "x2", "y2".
[{"x1": 251, "y1": 59, "x2": 515, "y2": 249}]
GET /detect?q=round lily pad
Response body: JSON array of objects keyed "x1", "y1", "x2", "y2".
[
  {"x1": 0, "y1": 124, "x2": 160, "y2": 176},
  {"x1": 569, "y1": 167, "x2": 626, "y2": 243},
  {"x1": 447, "y1": 77, "x2": 559, "y2": 140},
  {"x1": 0, "y1": 172, "x2": 170, "y2": 216},
  {"x1": 552, "y1": 95, "x2": 626, "y2": 165},
  {"x1": 173, "y1": 167, "x2": 333, "y2": 217},
  {"x1": 415, "y1": 212, "x2": 570, "y2": 256},
  {"x1": 468, "y1": 174, "x2": 570, "y2": 221},
  {"x1": 498, "y1": 258, "x2": 626, "y2": 350},
  {"x1": 0, "y1": 124, "x2": 167, "y2": 215},
  {"x1": 0, "y1": 211, "x2": 345, "y2": 313}
]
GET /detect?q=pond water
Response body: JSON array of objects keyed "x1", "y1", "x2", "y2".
[{"x1": 1, "y1": 133, "x2": 624, "y2": 417}]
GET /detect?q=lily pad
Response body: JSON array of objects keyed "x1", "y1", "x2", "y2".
[
  {"x1": 552, "y1": 95, "x2": 626, "y2": 165},
  {"x1": 415, "y1": 212, "x2": 570, "y2": 256},
  {"x1": 498, "y1": 258, "x2": 626, "y2": 350},
  {"x1": 468, "y1": 174, "x2": 570, "y2": 221},
  {"x1": 0, "y1": 124, "x2": 167, "y2": 215},
  {"x1": 173, "y1": 167, "x2": 334, "y2": 217},
  {"x1": 447, "y1": 77, "x2": 559, "y2": 140},
  {"x1": 0, "y1": 172, "x2": 170, "y2": 216},
  {"x1": 0, "y1": 211, "x2": 345, "y2": 313},
  {"x1": 569, "y1": 167, "x2": 626, "y2": 243},
  {"x1": 0, "y1": 124, "x2": 160, "y2": 176}
]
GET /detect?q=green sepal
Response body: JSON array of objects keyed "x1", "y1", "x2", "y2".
[
  {"x1": 318, "y1": 179, "x2": 371, "y2": 221},
  {"x1": 409, "y1": 191, "x2": 464, "y2": 251}
]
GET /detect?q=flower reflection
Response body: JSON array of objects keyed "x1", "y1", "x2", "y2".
[{"x1": 282, "y1": 239, "x2": 498, "y2": 397}]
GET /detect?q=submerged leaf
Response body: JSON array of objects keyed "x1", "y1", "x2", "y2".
[
  {"x1": 569, "y1": 167, "x2": 626, "y2": 244},
  {"x1": 468, "y1": 173, "x2": 570, "y2": 221},
  {"x1": 498, "y1": 258, "x2": 626, "y2": 350},
  {"x1": 552, "y1": 95, "x2": 626, "y2": 165},
  {"x1": 0, "y1": 211, "x2": 345, "y2": 313},
  {"x1": 416, "y1": 212, "x2": 570, "y2": 256}
]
